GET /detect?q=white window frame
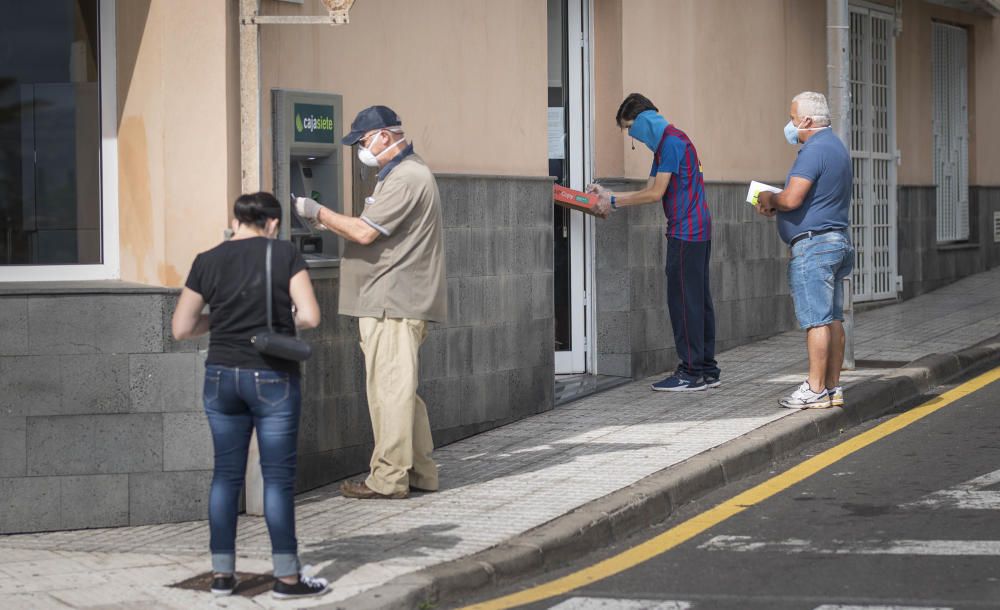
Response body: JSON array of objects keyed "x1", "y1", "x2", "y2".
[{"x1": 0, "y1": 0, "x2": 119, "y2": 282}]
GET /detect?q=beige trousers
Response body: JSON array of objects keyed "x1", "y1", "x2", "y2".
[{"x1": 358, "y1": 316, "x2": 438, "y2": 495}]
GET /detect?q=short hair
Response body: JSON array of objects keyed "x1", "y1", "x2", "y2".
[
  {"x1": 792, "y1": 91, "x2": 832, "y2": 126},
  {"x1": 233, "y1": 192, "x2": 282, "y2": 229},
  {"x1": 616, "y1": 93, "x2": 658, "y2": 128}
]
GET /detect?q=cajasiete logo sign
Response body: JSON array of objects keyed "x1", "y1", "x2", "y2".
[{"x1": 294, "y1": 103, "x2": 335, "y2": 144}]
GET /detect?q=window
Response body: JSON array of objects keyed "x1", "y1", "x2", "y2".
[
  {"x1": 0, "y1": 0, "x2": 114, "y2": 273},
  {"x1": 932, "y1": 22, "x2": 970, "y2": 243}
]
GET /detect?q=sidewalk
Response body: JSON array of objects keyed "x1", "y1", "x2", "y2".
[{"x1": 2, "y1": 268, "x2": 1000, "y2": 610}]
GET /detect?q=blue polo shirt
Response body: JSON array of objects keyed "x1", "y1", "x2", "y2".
[{"x1": 777, "y1": 128, "x2": 852, "y2": 244}]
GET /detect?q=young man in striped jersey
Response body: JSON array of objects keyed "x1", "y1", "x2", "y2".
[{"x1": 589, "y1": 93, "x2": 720, "y2": 392}]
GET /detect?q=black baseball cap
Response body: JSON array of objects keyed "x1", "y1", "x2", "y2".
[{"x1": 341, "y1": 105, "x2": 402, "y2": 145}]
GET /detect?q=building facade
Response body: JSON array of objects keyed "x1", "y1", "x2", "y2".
[{"x1": 1, "y1": 0, "x2": 998, "y2": 533}]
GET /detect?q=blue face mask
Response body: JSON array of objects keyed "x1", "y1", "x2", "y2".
[
  {"x1": 784, "y1": 118, "x2": 828, "y2": 145},
  {"x1": 627, "y1": 110, "x2": 669, "y2": 151},
  {"x1": 784, "y1": 119, "x2": 802, "y2": 145}
]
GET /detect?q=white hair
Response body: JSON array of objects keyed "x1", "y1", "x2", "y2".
[{"x1": 792, "y1": 91, "x2": 831, "y2": 126}]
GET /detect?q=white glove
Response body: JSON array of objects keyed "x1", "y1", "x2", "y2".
[{"x1": 295, "y1": 196, "x2": 323, "y2": 220}]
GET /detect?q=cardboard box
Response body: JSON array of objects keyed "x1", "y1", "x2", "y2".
[{"x1": 553, "y1": 184, "x2": 601, "y2": 216}]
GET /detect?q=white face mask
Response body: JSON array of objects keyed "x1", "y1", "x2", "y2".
[{"x1": 358, "y1": 131, "x2": 404, "y2": 167}]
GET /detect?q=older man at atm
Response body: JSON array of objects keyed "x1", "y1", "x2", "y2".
[{"x1": 295, "y1": 105, "x2": 447, "y2": 500}]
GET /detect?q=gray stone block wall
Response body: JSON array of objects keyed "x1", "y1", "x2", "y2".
[
  {"x1": 0, "y1": 175, "x2": 554, "y2": 534},
  {"x1": 0, "y1": 287, "x2": 212, "y2": 533},
  {"x1": 420, "y1": 175, "x2": 555, "y2": 445},
  {"x1": 897, "y1": 186, "x2": 1000, "y2": 299},
  {"x1": 594, "y1": 180, "x2": 796, "y2": 380},
  {"x1": 296, "y1": 175, "x2": 555, "y2": 489}
]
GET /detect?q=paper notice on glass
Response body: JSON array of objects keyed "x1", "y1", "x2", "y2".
[
  {"x1": 547, "y1": 107, "x2": 565, "y2": 159},
  {"x1": 746, "y1": 180, "x2": 782, "y2": 206}
]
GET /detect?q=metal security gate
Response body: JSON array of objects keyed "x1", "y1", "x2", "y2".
[
  {"x1": 932, "y1": 22, "x2": 970, "y2": 243},
  {"x1": 849, "y1": 4, "x2": 899, "y2": 302}
]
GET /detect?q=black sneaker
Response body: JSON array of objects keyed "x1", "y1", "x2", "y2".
[
  {"x1": 703, "y1": 374, "x2": 721, "y2": 388},
  {"x1": 272, "y1": 571, "x2": 330, "y2": 600},
  {"x1": 210, "y1": 574, "x2": 238, "y2": 597}
]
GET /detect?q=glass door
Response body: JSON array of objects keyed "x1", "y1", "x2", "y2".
[{"x1": 549, "y1": 0, "x2": 591, "y2": 374}]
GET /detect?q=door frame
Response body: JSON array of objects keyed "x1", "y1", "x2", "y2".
[{"x1": 554, "y1": 0, "x2": 595, "y2": 374}]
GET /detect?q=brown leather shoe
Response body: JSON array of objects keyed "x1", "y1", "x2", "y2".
[{"x1": 339, "y1": 479, "x2": 408, "y2": 500}]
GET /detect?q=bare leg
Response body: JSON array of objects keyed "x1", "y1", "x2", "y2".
[
  {"x1": 825, "y1": 320, "x2": 846, "y2": 388},
  {"x1": 806, "y1": 325, "x2": 831, "y2": 392}
]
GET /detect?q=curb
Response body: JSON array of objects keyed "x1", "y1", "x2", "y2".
[{"x1": 323, "y1": 334, "x2": 1000, "y2": 610}]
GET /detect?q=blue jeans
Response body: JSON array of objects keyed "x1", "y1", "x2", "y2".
[
  {"x1": 203, "y1": 365, "x2": 301, "y2": 578},
  {"x1": 788, "y1": 230, "x2": 855, "y2": 330}
]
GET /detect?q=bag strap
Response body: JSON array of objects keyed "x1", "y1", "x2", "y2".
[{"x1": 265, "y1": 240, "x2": 274, "y2": 333}]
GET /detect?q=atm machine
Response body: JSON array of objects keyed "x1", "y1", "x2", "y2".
[{"x1": 272, "y1": 89, "x2": 343, "y2": 278}]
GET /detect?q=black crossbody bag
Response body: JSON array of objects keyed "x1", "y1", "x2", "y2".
[{"x1": 250, "y1": 241, "x2": 313, "y2": 362}]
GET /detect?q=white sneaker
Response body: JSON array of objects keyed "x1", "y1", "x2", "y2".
[
  {"x1": 828, "y1": 386, "x2": 844, "y2": 408},
  {"x1": 779, "y1": 381, "x2": 831, "y2": 409}
]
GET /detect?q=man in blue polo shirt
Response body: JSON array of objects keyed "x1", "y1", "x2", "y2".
[
  {"x1": 589, "y1": 93, "x2": 720, "y2": 392},
  {"x1": 756, "y1": 91, "x2": 854, "y2": 410}
]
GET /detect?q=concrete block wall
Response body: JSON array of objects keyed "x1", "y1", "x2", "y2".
[
  {"x1": 0, "y1": 174, "x2": 555, "y2": 534},
  {"x1": 0, "y1": 286, "x2": 211, "y2": 534},
  {"x1": 594, "y1": 180, "x2": 797, "y2": 380},
  {"x1": 427, "y1": 175, "x2": 555, "y2": 446},
  {"x1": 897, "y1": 186, "x2": 1000, "y2": 299},
  {"x1": 296, "y1": 175, "x2": 556, "y2": 489}
]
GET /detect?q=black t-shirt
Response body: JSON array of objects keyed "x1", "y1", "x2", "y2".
[{"x1": 185, "y1": 237, "x2": 308, "y2": 375}]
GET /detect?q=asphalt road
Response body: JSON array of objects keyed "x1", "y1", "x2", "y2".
[{"x1": 456, "y1": 369, "x2": 1000, "y2": 610}]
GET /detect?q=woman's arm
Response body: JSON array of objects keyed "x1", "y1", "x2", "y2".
[
  {"x1": 289, "y1": 269, "x2": 321, "y2": 330},
  {"x1": 171, "y1": 288, "x2": 210, "y2": 340}
]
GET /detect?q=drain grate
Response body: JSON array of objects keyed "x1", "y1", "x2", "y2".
[{"x1": 170, "y1": 571, "x2": 274, "y2": 597}]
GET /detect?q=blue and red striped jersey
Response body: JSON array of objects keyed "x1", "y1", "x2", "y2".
[{"x1": 651, "y1": 125, "x2": 711, "y2": 242}]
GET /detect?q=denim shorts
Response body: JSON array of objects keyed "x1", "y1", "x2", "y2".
[{"x1": 788, "y1": 230, "x2": 855, "y2": 330}]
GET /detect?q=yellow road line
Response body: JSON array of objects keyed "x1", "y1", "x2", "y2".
[{"x1": 460, "y1": 366, "x2": 1000, "y2": 610}]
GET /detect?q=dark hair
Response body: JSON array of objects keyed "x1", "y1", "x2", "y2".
[
  {"x1": 615, "y1": 93, "x2": 658, "y2": 128},
  {"x1": 233, "y1": 192, "x2": 282, "y2": 229}
]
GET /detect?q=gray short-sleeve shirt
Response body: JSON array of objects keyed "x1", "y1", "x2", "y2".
[{"x1": 338, "y1": 152, "x2": 448, "y2": 323}]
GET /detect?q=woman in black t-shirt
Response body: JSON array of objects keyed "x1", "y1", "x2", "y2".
[{"x1": 172, "y1": 192, "x2": 328, "y2": 600}]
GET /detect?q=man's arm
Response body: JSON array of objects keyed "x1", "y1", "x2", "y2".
[
  {"x1": 757, "y1": 176, "x2": 813, "y2": 213},
  {"x1": 589, "y1": 173, "x2": 671, "y2": 215},
  {"x1": 316, "y1": 206, "x2": 381, "y2": 245},
  {"x1": 296, "y1": 197, "x2": 380, "y2": 245}
]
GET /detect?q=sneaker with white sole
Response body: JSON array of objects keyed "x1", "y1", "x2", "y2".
[
  {"x1": 828, "y1": 386, "x2": 844, "y2": 408},
  {"x1": 651, "y1": 373, "x2": 707, "y2": 392},
  {"x1": 779, "y1": 381, "x2": 831, "y2": 409},
  {"x1": 703, "y1": 374, "x2": 721, "y2": 388},
  {"x1": 272, "y1": 568, "x2": 329, "y2": 600}
]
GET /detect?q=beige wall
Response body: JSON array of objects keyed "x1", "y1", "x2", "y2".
[
  {"x1": 116, "y1": 0, "x2": 238, "y2": 287},
  {"x1": 110, "y1": 0, "x2": 1000, "y2": 287},
  {"x1": 594, "y1": 0, "x2": 625, "y2": 178},
  {"x1": 610, "y1": 0, "x2": 826, "y2": 183},
  {"x1": 896, "y1": 0, "x2": 1000, "y2": 186},
  {"x1": 258, "y1": 0, "x2": 549, "y2": 205},
  {"x1": 973, "y1": 10, "x2": 1000, "y2": 186}
]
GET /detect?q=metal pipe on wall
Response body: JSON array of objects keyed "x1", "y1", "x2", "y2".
[{"x1": 827, "y1": 0, "x2": 855, "y2": 370}]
